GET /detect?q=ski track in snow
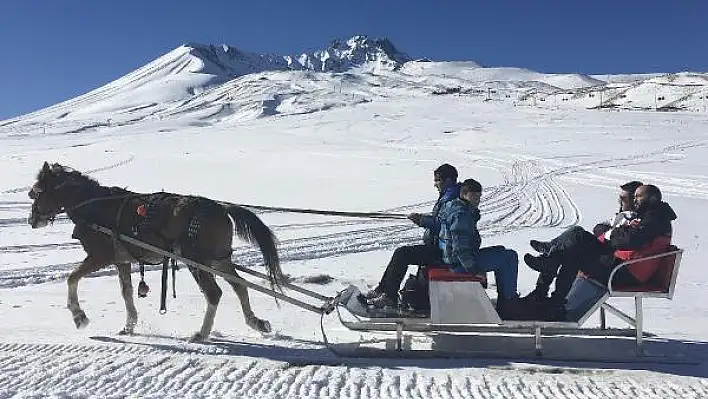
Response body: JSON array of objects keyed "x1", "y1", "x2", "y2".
[{"x1": 0, "y1": 341, "x2": 706, "y2": 398}]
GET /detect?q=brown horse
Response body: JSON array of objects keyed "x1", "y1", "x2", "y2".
[{"x1": 27, "y1": 162, "x2": 283, "y2": 341}]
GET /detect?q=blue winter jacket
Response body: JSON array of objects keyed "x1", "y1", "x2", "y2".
[
  {"x1": 420, "y1": 183, "x2": 462, "y2": 246},
  {"x1": 437, "y1": 198, "x2": 482, "y2": 272}
]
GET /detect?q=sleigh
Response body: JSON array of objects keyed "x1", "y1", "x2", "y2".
[
  {"x1": 328, "y1": 246, "x2": 687, "y2": 362},
  {"x1": 95, "y1": 223, "x2": 686, "y2": 362}
]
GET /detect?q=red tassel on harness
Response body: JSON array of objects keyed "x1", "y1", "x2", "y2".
[{"x1": 136, "y1": 204, "x2": 147, "y2": 217}]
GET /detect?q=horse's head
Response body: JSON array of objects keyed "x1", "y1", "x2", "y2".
[{"x1": 28, "y1": 161, "x2": 78, "y2": 228}]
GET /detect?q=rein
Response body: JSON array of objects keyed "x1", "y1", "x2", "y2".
[
  {"x1": 220, "y1": 201, "x2": 409, "y2": 220},
  {"x1": 70, "y1": 193, "x2": 136, "y2": 212}
]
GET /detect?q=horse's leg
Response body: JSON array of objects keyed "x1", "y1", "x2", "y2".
[
  {"x1": 215, "y1": 260, "x2": 271, "y2": 333},
  {"x1": 188, "y1": 266, "x2": 222, "y2": 342},
  {"x1": 67, "y1": 256, "x2": 109, "y2": 329},
  {"x1": 116, "y1": 263, "x2": 138, "y2": 335},
  {"x1": 231, "y1": 277, "x2": 272, "y2": 333}
]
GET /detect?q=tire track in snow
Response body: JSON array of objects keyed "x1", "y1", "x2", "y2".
[
  {"x1": 520, "y1": 140, "x2": 708, "y2": 200},
  {"x1": 2, "y1": 341, "x2": 706, "y2": 398}
]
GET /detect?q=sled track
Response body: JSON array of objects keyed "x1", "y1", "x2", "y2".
[
  {"x1": 0, "y1": 159, "x2": 577, "y2": 288},
  {"x1": 0, "y1": 341, "x2": 705, "y2": 398},
  {"x1": 524, "y1": 140, "x2": 708, "y2": 200}
]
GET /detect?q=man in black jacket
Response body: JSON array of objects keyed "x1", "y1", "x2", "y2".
[
  {"x1": 523, "y1": 184, "x2": 677, "y2": 312},
  {"x1": 523, "y1": 180, "x2": 643, "y2": 303},
  {"x1": 578, "y1": 184, "x2": 676, "y2": 284}
]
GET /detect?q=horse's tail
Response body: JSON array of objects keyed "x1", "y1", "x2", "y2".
[{"x1": 225, "y1": 205, "x2": 283, "y2": 290}]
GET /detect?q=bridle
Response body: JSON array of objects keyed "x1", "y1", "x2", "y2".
[
  {"x1": 29, "y1": 183, "x2": 64, "y2": 225},
  {"x1": 29, "y1": 178, "x2": 122, "y2": 225}
]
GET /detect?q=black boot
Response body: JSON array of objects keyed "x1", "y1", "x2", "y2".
[
  {"x1": 496, "y1": 296, "x2": 527, "y2": 320},
  {"x1": 357, "y1": 285, "x2": 384, "y2": 306},
  {"x1": 543, "y1": 294, "x2": 567, "y2": 321},
  {"x1": 521, "y1": 286, "x2": 549, "y2": 302},
  {"x1": 530, "y1": 239, "x2": 553, "y2": 255},
  {"x1": 523, "y1": 253, "x2": 561, "y2": 275},
  {"x1": 363, "y1": 285, "x2": 384, "y2": 300}
]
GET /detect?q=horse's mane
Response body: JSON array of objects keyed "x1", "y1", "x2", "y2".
[{"x1": 39, "y1": 164, "x2": 102, "y2": 190}]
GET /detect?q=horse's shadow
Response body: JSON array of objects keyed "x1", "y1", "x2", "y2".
[
  {"x1": 90, "y1": 332, "x2": 708, "y2": 378},
  {"x1": 89, "y1": 333, "x2": 338, "y2": 366}
]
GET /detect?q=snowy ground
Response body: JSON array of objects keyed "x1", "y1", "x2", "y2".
[{"x1": 2, "y1": 97, "x2": 708, "y2": 397}]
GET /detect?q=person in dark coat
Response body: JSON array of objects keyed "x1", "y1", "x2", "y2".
[
  {"x1": 523, "y1": 180, "x2": 643, "y2": 303},
  {"x1": 523, "y1": 184, "x2": 677, "y2": 316},
  {"x1": 364, "y1": 164, "x2": 461, "y2": 309}
]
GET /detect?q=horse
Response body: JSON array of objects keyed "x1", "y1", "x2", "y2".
[{"x1": 27, "y1": 161, "x2": 284, "y2": 341}]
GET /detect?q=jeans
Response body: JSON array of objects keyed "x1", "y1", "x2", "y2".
[{"x1": 453, "y1": 245, "x2": 519, "y2": 300}]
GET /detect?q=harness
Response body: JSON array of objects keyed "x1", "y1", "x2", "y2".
[{"x1": 68, "y1": 191, "x2": 207, "y2": 314}]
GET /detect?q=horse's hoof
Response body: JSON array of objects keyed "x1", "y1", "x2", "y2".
[
  {"x1": 118, "y1": 328, "x2": 134, "y2": 336},
  {"x1": 248, "y1": 317, "x2": 271, "y2": 333},
  {"x1": 189, "y1": 332, "x2": 206, "y2": 343},
  {"x1": 73, "y1": 313, "x2": 89, "y2": 329}
]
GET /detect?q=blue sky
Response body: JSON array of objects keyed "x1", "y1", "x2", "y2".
[{"x1": 1, "y1": 0, "x2": 706, "y2": 119}]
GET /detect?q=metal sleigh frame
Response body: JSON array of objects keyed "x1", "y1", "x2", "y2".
[
  {"x1": 325, "y1": 248, "x2": 687, "y2": 362},
  {"x1": 89, "y1": 223, "x2": 687, "y2": 362}
]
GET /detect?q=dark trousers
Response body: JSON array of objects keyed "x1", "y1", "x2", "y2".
[
  {"x1": 536, "y1": 226, "x2": 640, "y2": 301},
  {"x1": 379, "y1": 244, "x2": 442, "y2": 299}
]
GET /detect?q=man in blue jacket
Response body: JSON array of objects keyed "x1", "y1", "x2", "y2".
[
  {"x1": 364, "y1": 164, "x2": 461, "y2": 309},
  {"x1": 437, "y1": 178, "x2": 520, "y2": 315}
]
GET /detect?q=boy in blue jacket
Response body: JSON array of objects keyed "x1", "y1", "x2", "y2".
[{"x1": 437, "y1": 178, "x2": 520, "y2": 314}]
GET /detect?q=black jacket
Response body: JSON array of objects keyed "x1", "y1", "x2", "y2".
[{"x1": 609, "y1": 201, "x2": 677, "y2": 250}]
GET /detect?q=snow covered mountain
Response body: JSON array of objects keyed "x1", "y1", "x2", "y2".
[
  {"x1": 0, "y1": 35, "x2": 415, "y2": 133},
  {"x1": 185, "y1": 35, "x2": 410, "y2": 76},
  {"x1": 1, "y1": 35, "x2": 706, "y2": 137}
]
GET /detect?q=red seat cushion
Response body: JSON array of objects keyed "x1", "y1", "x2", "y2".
[
  {"x1": 612, "y1": 245, "x2": 678, "y2": 294},
  {"x1": 428, "y1": 268, "x2": 488, "y2": 283},
  {"x1": 614, "y1": 236, "x2": 672, "y2": 283}
]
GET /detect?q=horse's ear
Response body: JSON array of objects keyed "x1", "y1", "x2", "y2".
[
  {"x1": 42, "y1": 161, "x2": 50, "y2": 172},
  {"x1": 51, "y1": 163, "x2": 63, "y2": 173}
]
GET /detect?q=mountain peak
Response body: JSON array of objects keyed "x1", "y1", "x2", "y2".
[
  {"x1": 180, "y1": 35, "x2": 410, "y2": 76},
  {"x1": 305, "y1": 35, "x2": 410, "y2": 72}
]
